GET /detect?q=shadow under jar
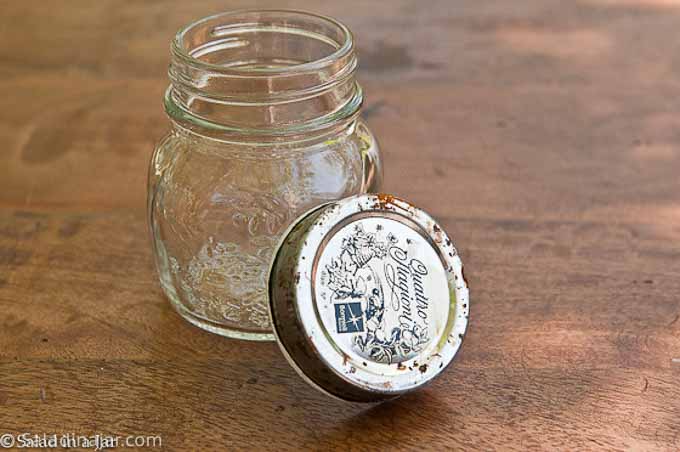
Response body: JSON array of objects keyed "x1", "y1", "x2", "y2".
[{"x1": 148, "y1": 10, "x2": 382, "y2": 341}]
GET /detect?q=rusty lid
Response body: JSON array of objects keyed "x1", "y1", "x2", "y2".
[{"x1": 268, "y1": 194, "x2": 469, "y2": 402}]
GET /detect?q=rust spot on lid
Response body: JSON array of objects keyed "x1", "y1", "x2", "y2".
[
  {"x1": 461, "y1": 265, "x2": 469, "y2": 286},
  {"x1": 376, "y1": 193, "x2": 396, "y2": 208},
  {"x1": 418, "y1": 364, "x2": 428, "y2": 373},
  {"x1": 432, "y1": 223, "x2": 444, "y2": 243},
  {"x1": 374, "y1": 193, "x2": 410, "y2": 210}
]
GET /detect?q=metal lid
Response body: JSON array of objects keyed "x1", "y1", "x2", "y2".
[{"x1": 268, "y1": 194, "x2": 469, "y2": 402}]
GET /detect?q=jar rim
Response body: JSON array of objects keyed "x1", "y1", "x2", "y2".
[{"x1": 171, "y1": 9, "x2": 354, "y2": 77}]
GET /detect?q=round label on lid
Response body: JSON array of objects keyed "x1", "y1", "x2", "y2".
[
  {"x1": 268, "y1": 194, "x2": 469, "y2": 402},
  {"x1": 314, "y1": 216, "x2": 451, "y2": 365}
]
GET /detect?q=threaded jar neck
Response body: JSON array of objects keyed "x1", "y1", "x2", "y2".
[{"x1": 166, "y1": 10, "x2": 362, "y2": 137}]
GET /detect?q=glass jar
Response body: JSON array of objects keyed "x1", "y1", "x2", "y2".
[{"x1": 148, "y1": 10, "x2": 382, "y2": 341}]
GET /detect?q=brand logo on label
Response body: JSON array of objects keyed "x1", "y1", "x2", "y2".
[{"x1": 334, "y1": 302, "x2": 364, "y2": 333}]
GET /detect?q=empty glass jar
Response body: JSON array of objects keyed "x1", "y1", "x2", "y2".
[{"x1": 148, "y1": 10, "x2": 382, "y2": 340}]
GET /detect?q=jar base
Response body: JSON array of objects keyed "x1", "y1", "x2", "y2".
[{"x1": 165, "y1": 290, "x2": 275, "y2": 342}]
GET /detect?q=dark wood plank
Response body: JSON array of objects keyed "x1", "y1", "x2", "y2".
[{"x1": 1, "y1": 0, "x2": 679, "y2": 450}]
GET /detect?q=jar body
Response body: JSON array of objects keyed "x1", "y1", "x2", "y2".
[{"x1": 148, "y1": 121, "x2": 381, "y2": 340}]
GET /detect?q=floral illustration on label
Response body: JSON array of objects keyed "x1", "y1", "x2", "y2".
[{"x1": 320, "y1": 222, "x2": 433, "y2": 364}]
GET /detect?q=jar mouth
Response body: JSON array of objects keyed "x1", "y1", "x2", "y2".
[
  {"x1": 167, "y1": 9, "x2": 362, "y2": 136},
  {"x1": 171, "y1": 9, "x2": 354, "y2": 77}
]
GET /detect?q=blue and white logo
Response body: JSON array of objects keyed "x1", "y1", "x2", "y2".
[{"x1": 334, "y1": 302, "x2": 364, "y2": 333}]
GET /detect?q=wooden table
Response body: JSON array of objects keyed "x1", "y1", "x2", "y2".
[{"x1": 2, "y1": 1, "x2": 679, "y2": 450}]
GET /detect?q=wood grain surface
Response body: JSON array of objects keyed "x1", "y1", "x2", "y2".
[{"x1": 1, "y1": 1, "x2": 680, "y2": 450}]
